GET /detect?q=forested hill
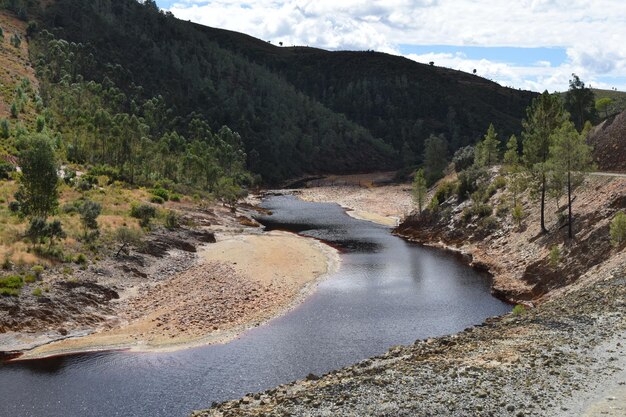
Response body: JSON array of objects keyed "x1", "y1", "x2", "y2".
[
  {"x1": 7, "y1": 0, "x2": 535, "y2": 183},
  {"x1": 198, "y1": 24, "x2": 538, "y2": 154}
]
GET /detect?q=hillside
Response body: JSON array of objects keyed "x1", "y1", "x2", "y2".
[
  {"x1": 592, "y1": 88, "x2": 626, "y2": 118},
  {"x1": 12, "y1": 0, "x2": 536, "y2": 183},
  {"x1": 589, "y1": 109, "x2": 626, "y2": 172}
]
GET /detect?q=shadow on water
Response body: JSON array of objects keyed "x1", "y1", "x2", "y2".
[{"x1": 0, "y1": 195, "x2": 510, "y2": 417}]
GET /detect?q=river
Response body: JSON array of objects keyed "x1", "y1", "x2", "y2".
[{"x1": 0, "y1": 195, "x2": 510, "y2": 417}]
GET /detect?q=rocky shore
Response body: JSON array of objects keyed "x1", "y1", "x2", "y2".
[
  {"x1": 194, "y1": 174, "x2": 625, "y2": 417},
  {"x1": 194, "y1": 255, "x2": 625, "y2": 417},
  {"x1": 2, "y1": 202, "x2": 339, "y2": 359}
]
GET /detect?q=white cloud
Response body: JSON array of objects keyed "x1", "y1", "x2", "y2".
[{"x1": 166, "y1": 0, "x2": 626, "y2": 91}]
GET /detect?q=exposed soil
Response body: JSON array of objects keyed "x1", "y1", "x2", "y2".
[
  {"x1": 589, "y1": 110, "x2": 626, "y2": 172},
  {"x1": 1, "y1": 202, "x2": 338, "y2": 358}
]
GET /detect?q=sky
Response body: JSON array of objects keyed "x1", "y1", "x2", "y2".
[{"x1": 155, "y1": 0, "x2": 626, "y2": 93}]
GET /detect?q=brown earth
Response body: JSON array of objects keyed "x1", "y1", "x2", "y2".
[
  {"x1": 395, "y1": 173, "x2": 626, "y2": 304},
  {"x1": 2, "y1": 202, "x2": 338, "y2": 359},
  {"x1": 589, "y1": 109, "x2": 626, "y2": 172}
]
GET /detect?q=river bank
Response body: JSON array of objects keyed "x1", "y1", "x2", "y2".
[
  {"x1": 194, "y1": 253, "x2": 625, "y2": 417},
  {"x1": 2, "y1": 202, "x2": 339, "y2": 361},
  {"x1": 194, "y1": 172, "x2": 626, "y2": 417}
]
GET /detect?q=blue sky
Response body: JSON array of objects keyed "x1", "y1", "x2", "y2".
[{"x1": 155, "y1": 1, "x2": 626, "y2": 92}]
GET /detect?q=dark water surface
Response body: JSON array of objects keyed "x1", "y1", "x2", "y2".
[{"x1": 0, "y1": 196, "x2": 510, "y2": 417}]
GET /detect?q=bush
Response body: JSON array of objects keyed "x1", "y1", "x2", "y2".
[
  {"x1": 165, "y1": 210, "x2": 180, "y2": 229},
  {"x1": 130, "y1": 204, "x2": 156, "y2": 228},
  {"x1": 512, "y1": 304, "x2": 526, "y2": 316},
  {"x1": 457, "y1": 166, "x2": 486, "y2": 202},
  {"x1": 8, "y1": 201, "x2": 20, "y2": 213},
  {"x1": 433, "y1": 181, "x2": 457, "y2": 205},
  {"x1": 150, "y1": 195, "x2": 165, "y2": 204},
  {"x1": 151, "y1": 188, "x2": 170, "y2": 202},
  {"x1": 512, "y1": 204, "x2": 525, "y2": 228},
  {"x1": 478, "y1": 216, "x2": 499, "y2": 232},
  {"x1": 74, "y1": 253, "x2": 87, "y2": 265},
  {"x1": 24, "y1": 273, "x2": 36, "y2": 283},
  {"x1": 32, "y1": 287, "x2": 42, "y2": 297},
  {"x1": 549, "y1": 245, "x2": 560, "y2": 268},
  {"x1": 0, "y1": 275, "x2": 23, "y2": 297},
  {"x1": 452, "y1": 146, "x2": 475, "y2": 172},
  {"x1": 0, "y1": 162, "x2": 15, "y2": 180},
  {"x1": 610, "y1": 211, "x2": 626, "y2": 246},
  {"x1": 115, "y1": 227, "x2": 144, "y2": 257},
  {"x1": 496, "y1": 203, "x2": 509, "y2": 218},
  {"x1": 31, "y1": 265, "x2": 44, "y2": 278},
  {"x1": 170, "y1": 194, "x2": 181, "y2": 202}
]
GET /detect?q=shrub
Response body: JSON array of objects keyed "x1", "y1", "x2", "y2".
[
  {"x1": 0, "y1": 162, "x2": 14, "y2": 180},
  {"x1": 0, "y1": 275, "x2": 23, "y2": 297},
  {"x1": 130, "y1": 204, "x2": 156, "y2": 228},
  {"x1": 610, "y1": 211, "x2": 626, "y2": 246},
  {"x1": 493, "y1": 176, "x2": 507, "y2": 189},
  {"x1": 78, "y1": 199, "x2": 101, "y2": 242},
  {"x1": 32, "y1": 287, "x2": 42, "y2": 297},
  {"x1": 170, "y1": 194, "x2": 181, "y2": 202},
  {"x1": 512, "y1": 204, "x2": 525, "y2": 228},
  {"x1": 115, "y1": 227, "x2": 144, "y2": 257},
  {"x1": 452, "y1": 146, "x2": 475, "y2": 172},
  {"x1": 496, "y1": 203, "x2": 509, "y2": 218},
  {"x1": 74, "y1": 253, "x2": 87, "y2": 265},
  {"x1": 2, "y1": 256, "x2": 12, "y2": 270},
  {"x1": 512, "y1": 304, "x2": 526, "y2": 316},
  {"x1": 549, "y1": 245, "x2": 560, "y2": 268},
  {"x1": 24, "y1": 273, "x2": 36, "y2": 283},
  {"x1": 474, "y1": 204, "x2": 493, "y2": 218},
  {"x1": 31, "y1": 265, "x2": 44, "y2": 278},
  {"x1": 150, "y1": 195, "x2": 165, "y2": 204},
  {"x1": 433, "y1": 181, "x2": 457, "y2": 205},
  {"x1": 457, "y1": 166, "x2": 486, "y2": 202},
  {"x1": 165, "y1": 210, "x2": 180, "y2": 229},
  {"x1": 151, "y1": 188, "x2": 170, "y2": 202},
  {"x1": 8, "y1": 201, "x2": 20, "y2": 213},
  {"x1": 478, "y1": 216, "x2": 499, "y2": 232}
]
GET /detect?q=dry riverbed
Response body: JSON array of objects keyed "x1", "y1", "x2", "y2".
[{"x1": 2, "y1": 201, "x2": 339, "y2": 360}]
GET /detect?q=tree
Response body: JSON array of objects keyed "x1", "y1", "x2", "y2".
[
  {"x1": 412, "y1": 169, "x2": 427, "y2": 213},
  {"x1": 214, "y1": 177, "x2": 246, "y2": 209},
  {"x1": 0, "y1": 119, "x2": 9, "y2": 139},
  {"x1": 10, "y1": 102, "x2": 18, "y2": 119},
  {"x1": 595, "y1": 97, "x2": 613, "y2": 119},
  {"x1": 15, "y1": 134, "x2": 59, "y2": 218},
  {"x1": 79, "y1": 200, "x2": 102, "y2": 242},
  {"x1": 452, "y1": 146, "x2": 475, "y2": 172},
  {"x1": 549, "y1": 120, "x2": 594, "y2": 238},
  {"x1": 564, "y1": 74, "x2": 596, "y2": 131},
  {"x1": 476, "y1": 123, "x2": 500, "y2": 167},
  {"x1": 423, "y1": 134, "x2": 448, "y2": 185},
  {"x1": 503, "y1": 135, "x2": 520, "y2": 167},
  {"x1": 610, "y1": 212, "x2": 626, "y2": 246},
  {"x1": 522, "y1": 91, "x2": 568, "y2": 233}
]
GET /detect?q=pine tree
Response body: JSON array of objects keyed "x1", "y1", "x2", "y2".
[
  {"x1": 412, "y1": 169, "x2": 427, "y2": 213},
  {"x1": 549, "y1": 120, "x2": 594, "y2": 238},
  {"x1": 503, "y1": 135, "x2": 519, "y2": 167},
  {"x1": 476, "y1": 123, "x2": 500, "y2": 166},
  {"x1": 423, "y1": 134, "x2": 448, "y2": 185},
  {"x1": 522, "y1": 91, "x2": 568, "y2": 233}
]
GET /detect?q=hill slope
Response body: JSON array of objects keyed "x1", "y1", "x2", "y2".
[
  {"x1": 589, "y1": 109, "x2": 626, "y2": 172},
  {"x1": 25, "y1": 0, "x2": 536, "y2": 182}
]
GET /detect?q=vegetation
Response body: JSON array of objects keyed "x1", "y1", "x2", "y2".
[
  {"x1": 512, "y1": 304, "x2": 526, "y2": 315},
  {"x1": 422, "y1": 134, "x2": 448, "y2": 185},
  {"x1": 522, "y1": 92, "x2": 568, "y2": 233},
  {"x1": 14, "y1": 134, "x2": 59, "y2": 219},
  {"x1": 610, "y1": 212, "x2": 626, "y2": 246},
  {"x1": 548, "y1": 120, "x2": 593, "y2": 238},
  {"x1": 412, "y1": 169, "x2": 427, "y2": 213},
  {"x1": 549, "y1": 245, "x2": 560, "y2": 268},
  {"x1": 0, "y1": 275, "x2": 23, "y2": 296},
  {"x1": 475, "y1": 123, "x2": 500, "y2": 167},
  {"x1": 115, "y1": 226, "x2": 144, "y2": 257},
  {"x1": 564, "y1": 74, "x2": 596, "y2": 131}
]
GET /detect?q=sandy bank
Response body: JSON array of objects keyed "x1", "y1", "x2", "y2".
[
  {"x1": 297, "y1": 182, "x2": 413, "y2": 227},
  {"x1": 18, "y1": 231, "x2": 339, "y2": 360}
]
